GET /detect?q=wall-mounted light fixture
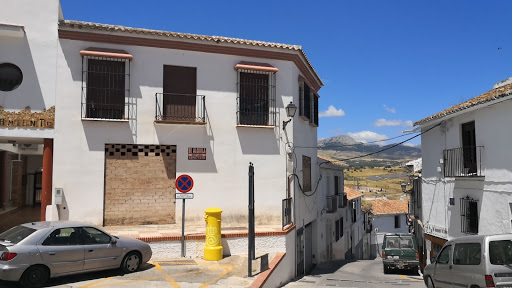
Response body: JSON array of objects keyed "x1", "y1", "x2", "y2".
[
  {"x1": 282, "y1": 102, "x2": 297, "y2": 130},
  {"x1": 401, "y1": 182, "x2": 407, "y2": 193}
]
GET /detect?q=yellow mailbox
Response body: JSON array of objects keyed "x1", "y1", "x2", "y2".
[{"x1": 204, "y1": 207, "x2": 223, "y2": 261}]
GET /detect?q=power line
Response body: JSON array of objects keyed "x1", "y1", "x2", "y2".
[{"x1": 320, "y1": 122, "x2": 441, "y2": 164}]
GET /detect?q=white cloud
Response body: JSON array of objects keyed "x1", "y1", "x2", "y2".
[
  {"x1": 383, "y1": 104, "x2": 396, "y2": 114},
  {"x1": 373, "y1": 118, "x2": 414, "y2": 127},
  {"x1": 319, "y1": 105, "x2": 345, "y2": 117},
  {"x1": 347, "y1": 131, "x2": 388, "y2": 145},
  {"x1": 403, "y1": 143, "x2": 418, "y2": 147}
]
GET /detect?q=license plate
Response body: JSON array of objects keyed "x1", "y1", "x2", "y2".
[{"x1": 393, "y1": 256, "x2": 399, "y2": 259}]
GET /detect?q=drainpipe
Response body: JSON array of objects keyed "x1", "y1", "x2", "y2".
[{"x1": 41, "y1": 139, "x2": 53, "y2": 221}]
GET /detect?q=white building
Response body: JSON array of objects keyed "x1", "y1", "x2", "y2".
[
  {"x1": 1, "y1": 0, "x2": 329, "y2": 284},
  {"x1": 414, "y1": 77, "x2": 512, "y2": 261},
  {"x1": 368, "y1": 199, "x2": 409, "y2": 249}
]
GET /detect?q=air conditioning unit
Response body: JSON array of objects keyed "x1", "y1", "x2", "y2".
[{"x1": 326, "y1": 195, "x2": 338, "y2": 213}]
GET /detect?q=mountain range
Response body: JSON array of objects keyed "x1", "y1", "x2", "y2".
[{"x1": 317, "y1": 135, "x2": 421, "y2": 166}]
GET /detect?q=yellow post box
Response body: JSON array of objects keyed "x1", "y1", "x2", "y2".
[{"x1": 204, "y1": 207, "x2": 223, "y2": 261}]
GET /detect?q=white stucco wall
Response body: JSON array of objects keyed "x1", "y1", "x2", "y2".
[
  {"x1": 0, "y1": 0, "x2": 59, "y2": 141},
  {"x1": 372, "y1": 213, "x2": 408, "y2": 234},
  {"x1": 421, "y1": 96, "x2": 512, "y2": 241},
  {"x1": 53, "y1": 36, "x2": 318, "y2": 226}
]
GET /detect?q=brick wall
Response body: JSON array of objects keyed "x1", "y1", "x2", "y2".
[{"x1": 104, "y1": 144, "x2": 176, "y2": 226}]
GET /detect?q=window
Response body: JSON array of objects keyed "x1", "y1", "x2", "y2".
[
  {"x1": 42, "y1": 228, "x2": 81, "y2": 246},
  {"x1": 490, "y1": 240, "x2": 512, "y2": 265},
  {"x1": 460, "y1": 196, "x2": 478, "y2": 234},
  {"x1": 453, "y1": 243, "x2": 481, "y2": 265},
  {"x1": 237, "y1": 70, "x2": 276, "y2": 126},
  {"x1": 0, "y1": 63, "x2": 23, "y2": 91},
  {"x1": 298, "y1": 81, "x2": 319, "y2": 126},
  {"x1": 335, "y1": 219, "x2": 340, "y2": 242},
  {"x1": 0, "y1": 225, "x2": 35, "y2": 244},
  {"x1": 82, "y1": 56, "x2": 130, "y2": 120},
  {"x1": 334, "y1": 176, "x2": 339, "y2": 195},
  {"x1": 340, "y1": 217, "x2": 344, "y2": 238},
  {"x1": 395, "y1": 215, "x2": 401, "y2": 228},
  {"x1": 461, "y1": 121, "x2": 477, "y2": 174},
  {"x1": 437, "y1": 245, "x2": 451, "y2": 264},
  {"x1": 302, "y1": 156, "x2": 311, "y2": 192},
  {"x1": 80, "y1": 227, "x2": 112, "y2": 245},
  {"x1": 159, "y1": 65, "x2": 198, "y2": 122},
  {"x1": 351, "y1": 200, "x2": 356, "y2": 222}
]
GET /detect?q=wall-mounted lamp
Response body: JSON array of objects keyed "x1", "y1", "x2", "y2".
[
  {"x1": 282, "y1": 102, "x2": 297, "y2": 130},
  {"x1": 401, "y1": 182, "x2": 407, "y2": 193}
]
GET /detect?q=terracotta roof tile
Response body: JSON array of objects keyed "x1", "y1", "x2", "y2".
[
  {"x1": 415, "y1": 82, "x2": 512, "y2": 126},
  {"x1": 368, "y1": 199, "x2": 408, "y2": 215},
  {"x1": 345, "y1": 186, "x2": 363, "y2": 200}
]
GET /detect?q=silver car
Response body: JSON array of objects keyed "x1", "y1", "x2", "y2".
[
  {"x1": 0, "y1": 221, "x2": 152, "y2": 288},
  {"x1": 423, "y1": 234, "x2": 512, "y2": 288}
]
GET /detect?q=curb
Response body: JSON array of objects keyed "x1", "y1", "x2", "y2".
[{"x1": 250, "y1": 252, "x2": 286, "y2": 288}]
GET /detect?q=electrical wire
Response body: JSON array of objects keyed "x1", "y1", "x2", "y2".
[{"x1": 319, "y1": 122, "x2": 442, "y2": 165}]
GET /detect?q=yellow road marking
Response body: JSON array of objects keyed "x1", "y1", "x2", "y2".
[
  {"x1": 154, "y1": 262, "x2": 181, "y2": 288},
  {"x1": 79, "y1": 277, "x2": 115, "y2": 288},
  {"x1": 91, "y1": 277, "x2": 158, "y2": 288},
  {"x1": 399, "y1": 274, "x2": 424, "y2": 282},
  {"x1": 199, "y1": 264, "x2": 234, "y2": 288}
]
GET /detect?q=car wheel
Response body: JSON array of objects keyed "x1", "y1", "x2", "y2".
[
  {"x1": 121, "y1": 251, "x2": 141, "y2": 273},
  {"x1": 19, "y1": 265, "x2": 49, "y2": 288},
  {"x1": 426, "y1": 276, "x2": 435, "y2": 288}
]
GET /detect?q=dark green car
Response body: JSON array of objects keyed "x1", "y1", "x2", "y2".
[{"x1": 382, "y1": 233, "x2": 419, "y2": 273}]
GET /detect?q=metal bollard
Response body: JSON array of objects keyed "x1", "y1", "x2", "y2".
[{"x1": 204, "y1": 207, "x2": 223, "y2": 261}]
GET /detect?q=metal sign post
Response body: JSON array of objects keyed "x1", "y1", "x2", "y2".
[
  {"x1": 176, "y1": 174, "x2": 194, "y2": 258},
  {"x1": 248, "y1": 163, "x2": 255, "y2": 277}
]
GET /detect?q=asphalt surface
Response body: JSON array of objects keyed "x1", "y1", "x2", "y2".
[
  {"x1": 0, "y1": 256, "x2": 257, "y2": 288},
  {"x1": 284, "y1": 258, "x2": 425, "y2": 288}
]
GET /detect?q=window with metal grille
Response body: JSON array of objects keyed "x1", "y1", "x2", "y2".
[
  {"x1": 461, "y1": 196, "x2": 479, "y2": 234},
  {"x1": 299, "y1": 82, "x2": 311, "y2": 120},
  {"x1": 82, "y1": 57, "x2": 130, "y2": 120},
  {"x1": 310, "y1": 93, "x2": 319, "y2": 127},
  {"x1": 236, "y1": 70, "x2": 276, "y2": 126}
]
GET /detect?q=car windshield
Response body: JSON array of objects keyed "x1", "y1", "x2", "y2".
[
  {"x1": 0, "y1": 225, "x2": 37, "y2": 244},
  {"x1": 385, "y1": 236, "x2": 414, "y2": 249},
  {"x1": 489, "y1": 240, "x2": 512, "y2": 265}
]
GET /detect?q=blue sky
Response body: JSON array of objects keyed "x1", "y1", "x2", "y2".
[{"x1": 61, "y1": 0, "x2": 512, "y2": 146}]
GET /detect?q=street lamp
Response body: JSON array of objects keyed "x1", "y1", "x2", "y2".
[
  {"x1": 282, "y1": 102, "x2": 297, "y2": 130},
  {"x1": 401, "y1": 182, "x2": 407, "y2": 193}
]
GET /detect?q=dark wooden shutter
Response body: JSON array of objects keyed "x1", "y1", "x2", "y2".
[
  {"x1": 239, "y1": 72, "x2": 269, "y2": 125},
  {"x1": 314, "y1": 95, "x2": 319, "y2": 126},
  {"x1": 468, "y1": 201, "x2": 478, "y2": 233},
  {"x1": 334, "y1": 176, "x2": 339, "y2": 195},
  {"x1": 304, "y1": 83, "x2": 311, "y2": 119},
  {"x1": 302, "y1": 156, "x2": 311, "y2": 192},
  {"x1": 87, "y1": 59, "x2": 125, "y2": 119},
  {"x1": 163, "y1": 65, "x2": 197, "y2": 121},
  {"x1": 461, "y1": 121, "x2": 477, "y2": 174}
]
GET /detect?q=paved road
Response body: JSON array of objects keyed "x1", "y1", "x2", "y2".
[{"x1": 284, "y1": 258, "x2": 425, "y2": 288}]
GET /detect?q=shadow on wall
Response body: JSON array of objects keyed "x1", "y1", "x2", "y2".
[
  {"x1": 236, "y1": 127, "x2": 280, "y2": 155},
  {"x1": 82, "y1": 121, "x2": 135, "y2": 152},
  {"x1": 0, "y1": 36, "x2": 46, "y2": 110},
  {"x1": 155, "y1": 125, "x2": 217, "y2": 173}
]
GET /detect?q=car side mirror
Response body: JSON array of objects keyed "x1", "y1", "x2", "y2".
[{"x1": 111, "y1": 237, "x2": 117, "y2": 244}]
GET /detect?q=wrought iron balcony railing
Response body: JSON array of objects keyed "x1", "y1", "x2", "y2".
[
  {"x1": 155, "y1": 93, "x2": 206, "y2": 124},
  {"x1": 443, "y1": 146, "x2": 484, "y2": 177}
]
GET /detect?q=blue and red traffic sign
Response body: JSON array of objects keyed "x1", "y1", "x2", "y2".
[{"x1": 176, "y1": 174, "x2": 194, "y2": 193}]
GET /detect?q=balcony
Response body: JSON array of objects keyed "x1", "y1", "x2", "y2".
[
  {"x1": 155, "y1": 93, "x2": 206, "y2": 124},
  {"x1": 443, "y1": 146, "x2": 484, "y2": 177}
]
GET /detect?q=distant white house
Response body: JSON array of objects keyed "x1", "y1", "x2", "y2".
[
  {"x1": 368, "y1": 199, "x2": 409, "y2": 249},
  {"x1": 406, "y1": 158, "x2": 422, "y2": 174},
  {"x1": 414, "y1": 77, "x2": 512, "y2": 262}
]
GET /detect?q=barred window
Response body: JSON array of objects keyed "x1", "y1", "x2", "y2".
[
  {"x1": 82, "y1": 56, "x2": 130, "y2": 120},
  {"x1": 236, "y1": 70, "x2": 276, "y2": 126},
  {"x1": 299, "y1": 81, "x2": 319, "y2": 126},
  {"x1": 461, "y1": 196, "x2": 478, "y2": 234}
]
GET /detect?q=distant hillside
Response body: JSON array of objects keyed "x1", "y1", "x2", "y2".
[{"x1": 318, "y1": 135, "x2": 421, "y2": 166}]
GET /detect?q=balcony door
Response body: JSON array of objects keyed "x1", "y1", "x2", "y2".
[
  {"x1": 163, "y1": 65, "x2": 196, "y2": 121},
  {"x1": 461, "y1": 121, "x2": 477, "y2": 174}
]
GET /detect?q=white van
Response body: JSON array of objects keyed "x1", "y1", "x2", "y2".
[{"x1": 423, "y1": 234, "x2": 512, "y2": 288}]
